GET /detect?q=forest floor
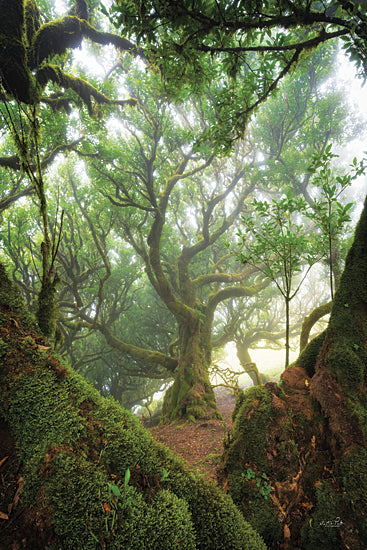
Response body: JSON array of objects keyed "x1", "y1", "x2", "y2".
[{"x1": 144, "y1": 387, "x2": 237, "y2": 483}]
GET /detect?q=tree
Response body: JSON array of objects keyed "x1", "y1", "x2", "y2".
[
  {"x1": 69, "y1": 65, "x2": 270, "y2": 421},
  {"x1": 234, "y1": 192, "x2": 322, "y2": 367},
  {"x1": 308, "y1": 144, "x2": 366, "y2": 299}
]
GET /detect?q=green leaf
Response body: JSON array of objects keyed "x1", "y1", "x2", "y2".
[
  {"x1": 99, "y1": 2, "x2": 109, "y2": 16},
  {"x1": 124, "y1": 468, "x2": 131, "y2": 486},
  {"x1": 109, "y1": 483, "x2": 121, "y2": 497}
]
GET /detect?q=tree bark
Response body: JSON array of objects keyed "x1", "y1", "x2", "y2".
[
  {"x1": 299, "y1": 300, "x2": 332, "y2": 351},
  {"x1": 235, "y1": 341, "x2": 262, "y2": 386}
]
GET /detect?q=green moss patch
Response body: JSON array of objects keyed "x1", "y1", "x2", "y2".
[
  {"x1": 220, "y1": 386, "x2": 281, "y2": 545},
  {"x1": 300, "y1": 481, "x2": 342, "y2": 550},
  {"x1": 325, "y1": 341, "x2": 365, "y2": 392},
  {"x1": 297, "y1": 330, "x2": 326, "y2": 377},
  {"x1": 226, "y1": 386, "x2": 272, "y2": 470}
]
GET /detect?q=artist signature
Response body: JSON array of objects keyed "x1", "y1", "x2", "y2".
[{"x1": 319, "y1": 517, "x2": 344, "y2": 528}]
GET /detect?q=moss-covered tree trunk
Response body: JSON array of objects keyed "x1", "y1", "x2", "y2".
[
  {"x1": 162, "y1": 316, "x2": 220, "y2": 422},
  {"x1": 219, "y1": 195, "x2": 367, "y2": 549}
]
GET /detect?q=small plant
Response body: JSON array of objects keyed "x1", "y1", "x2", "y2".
[
  {"x1": 161, "y1": 468, "x2": 170, "y2": 482},
  {"x1": 242, "y1": 468, "x2": 272, "y2": 500},
  {"x1": 99, "y1": 470, "x2": 133, "y2": 543}
]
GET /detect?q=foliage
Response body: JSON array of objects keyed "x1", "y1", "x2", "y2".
[
  {"x1": 307, "y1": 144, "x2": 366, "y2": 298},
  {"x1": 110, "y1": 0, "x2": 367, "y2": 150},
  {"x1": 243, "y1": 468, "x2": 272, "y2": 500},
  {"x1": 234, "y1": 191, "x2": 322, "y2": 366}
]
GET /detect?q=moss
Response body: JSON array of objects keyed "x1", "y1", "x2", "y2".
[
  {"x1": 0, "y1": 264, "x2": 35, "y2": 327},
  {"x1": 339, "y1": 448, "x2": 367, "y2": 544},
  {"x1": 297, "y1": 330, "x2": 326, "y2": 377},
  {"x1": 232, "y1": 388, "x2": 246, "y2": 422},
  {"x1": 227, "y1": 386, "x2": 272, "y2": 470},
  {"x1": 32, "y1": 16, "x2": 84, "y2": 64},
  {"x1": 144, "y1": 490, "x2": 196, "y2": 550},
  {"x1": 325, "y1": 341, "x2": 365, "y2": 392},
  {"x1": 300, "y1": 481, "x2": 343, "y2": 550},
  {"x1": 176, "y1": 478, "x2": 266, "y2": 550},
  {"x1": 327, "y1": 196, "x2": 367, "y2": 346},
  {"x1": 41, "y1": 453, "x2": 107, "y2": 549},
  {"x1": 46, "y1": 458, "x2": 196, "y2": 550},
  {"x1": 221, "y1": 386, "x2": 281, "y2": 544},
  {"x1": 24, "y1": 0, "x2": 40, "y2": 46},
  {"x1": 226, "y1": 469, "x2": 281, "y2": 545},
  {"x1": 0, "y1": 336, "x2": 10, "y2": 357},
  {"x1": 36, "y1": 277, "x2": 58, "y2": 338},
  {"x1": 0, "y1": 0, "x2": 37, "y2": 102},
  {"x1": 240, "y1": 486, "x2": 281, "y2": 546},
  {"x1": 162, "y1": 357, "x2": 220, "y2": 422}
]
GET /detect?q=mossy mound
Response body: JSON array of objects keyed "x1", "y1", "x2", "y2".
[
  {"x1": 0, "y1": 265, "x2": 266, "y2": 550},
  {"x1": 220, "y1": 386, "x2": 281, "y2": 547}
]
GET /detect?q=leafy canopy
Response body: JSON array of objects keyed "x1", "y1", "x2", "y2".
[{"x1": 109, "y1": 0, "x2": 367, "y2": 150}]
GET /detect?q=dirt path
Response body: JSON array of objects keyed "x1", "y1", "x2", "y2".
[{"x1": 146, "y1": 388, "x2": 237, "y2": 482}]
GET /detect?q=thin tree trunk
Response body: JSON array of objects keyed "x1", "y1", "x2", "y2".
[{"x1": 285, "y1": 296, "x2": 290, "y2": 367}]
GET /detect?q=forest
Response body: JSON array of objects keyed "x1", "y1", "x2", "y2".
[{"x1": 1, "y1": 0, "x2": 367, "y2": 548}]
